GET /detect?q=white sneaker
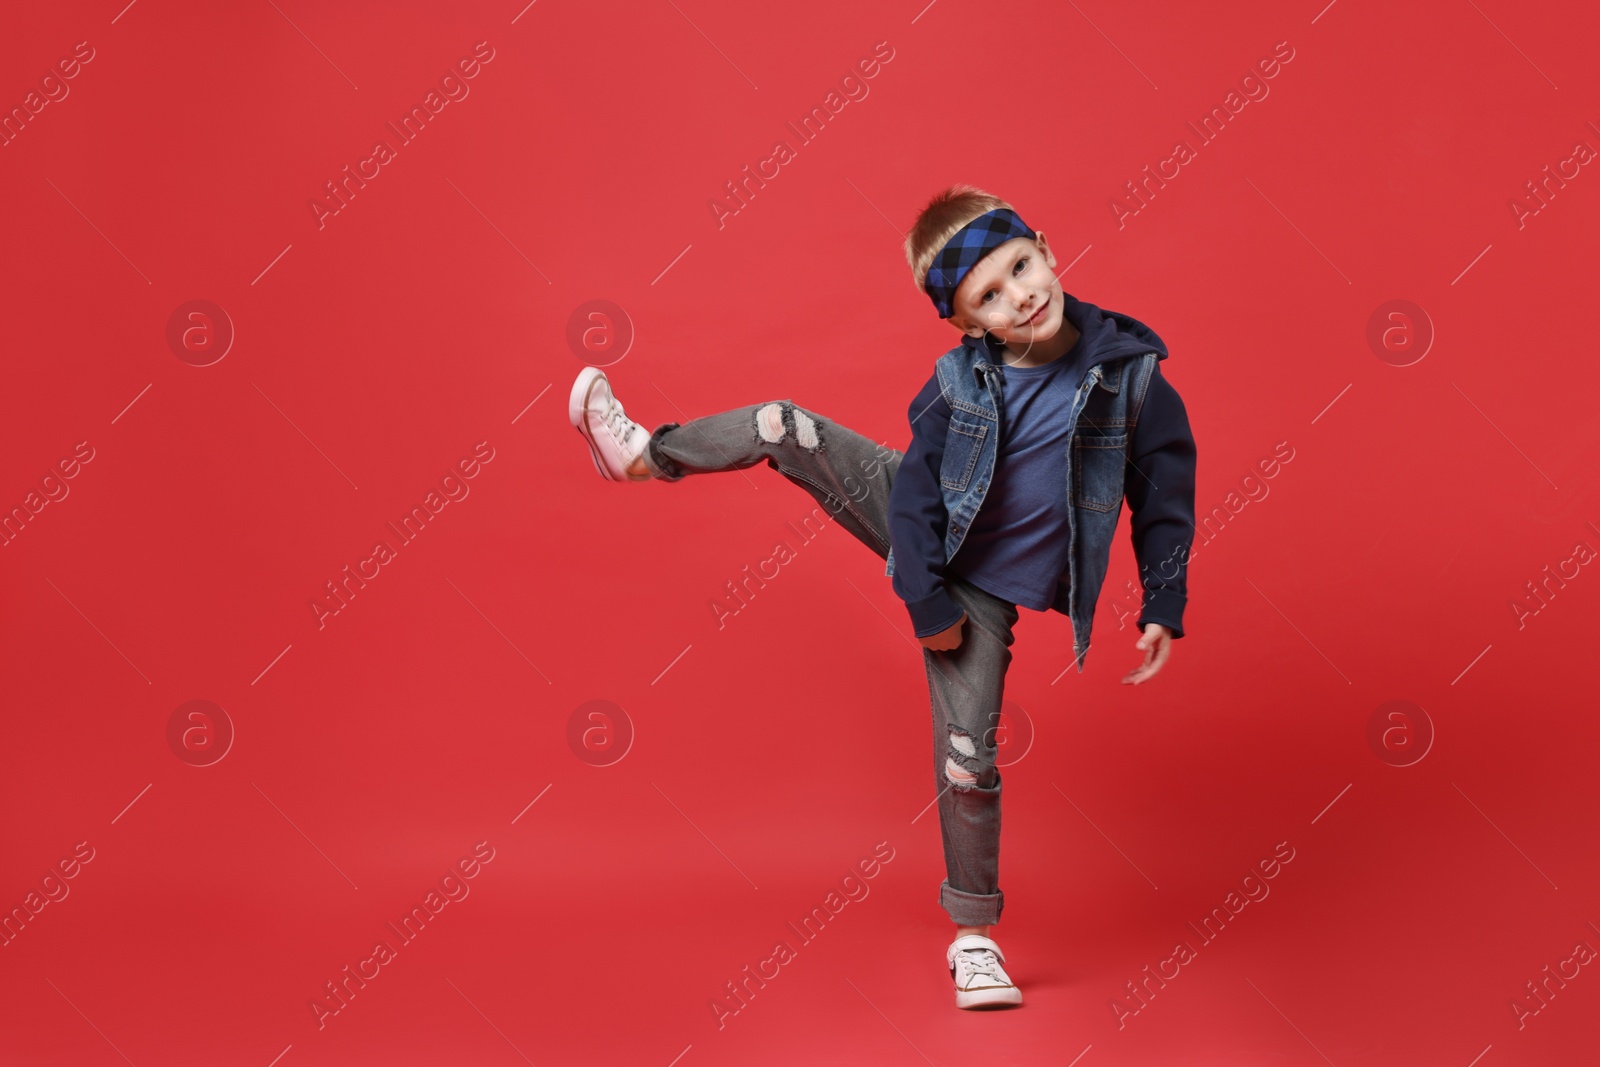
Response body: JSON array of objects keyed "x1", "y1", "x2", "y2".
[
  {"x1": 569, "y1": 366, "x2": 652, "y2": 482},
  {"x1": 947, "y1": 934, "x2": 1023, "y2": 1009}
]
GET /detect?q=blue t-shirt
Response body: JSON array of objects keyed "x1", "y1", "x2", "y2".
[{"x1": 948, "y1": 333, "x2": 1089, "y2": 610}]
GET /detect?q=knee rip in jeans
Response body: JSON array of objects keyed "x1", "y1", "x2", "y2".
[
  {"x1": 754, "y1": 402, "x2": 823, "y2": 452},
  {"x1": 945, "y1": 726, "x2": 982, "y2": 789}
]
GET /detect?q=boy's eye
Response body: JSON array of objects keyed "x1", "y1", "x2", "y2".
[{"x1": 979, "y1": 257, "x2": 1031, "y2": 303}]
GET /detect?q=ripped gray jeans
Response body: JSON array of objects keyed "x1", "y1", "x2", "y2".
[{"x1": 643, "y1": 400, "x2": 1019, "y2": 927}]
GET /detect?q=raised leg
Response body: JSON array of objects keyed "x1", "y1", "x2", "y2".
[{"x1": 643, "y1": 400, "x2": 902, "y2": 560}]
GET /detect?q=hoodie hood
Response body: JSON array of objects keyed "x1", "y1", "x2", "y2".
[{"x1": 965, "y1": 291, "x2": 1168, "y2": 382}]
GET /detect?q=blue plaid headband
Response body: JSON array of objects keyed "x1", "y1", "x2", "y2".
[{"x1": 923, "y1": 207, "x2": 1036, "y2": 319}]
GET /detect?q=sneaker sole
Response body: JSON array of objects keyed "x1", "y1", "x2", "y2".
[{"x1": 955, "y1": 986, "x2": 1023, "y2": 1009}]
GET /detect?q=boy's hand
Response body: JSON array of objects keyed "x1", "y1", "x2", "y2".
[
  {"x1": 919, "y1": 611, "x2": 968, "y2": 651},
  {"x1": 1121, "y1": 624, "x2": 1172, "y2": 685}
]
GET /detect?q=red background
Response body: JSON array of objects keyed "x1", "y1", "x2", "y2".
[{"x1": 3, "y1": 1, "x2": 1598, "y2": 1064}]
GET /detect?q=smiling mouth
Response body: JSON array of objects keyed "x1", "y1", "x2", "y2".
[{"x1": 1023, "y1": 294, "x2": 1050, "y2": 326}]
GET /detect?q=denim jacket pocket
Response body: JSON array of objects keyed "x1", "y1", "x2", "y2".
[
  {"x1": 940, "y1": 418, "x2": 988, "y2": 492},
  {"x1": 1072, "y1": 431, "x2": 1128, "y2": 512}
]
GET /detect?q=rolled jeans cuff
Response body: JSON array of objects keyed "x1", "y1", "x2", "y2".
[
  {"x1": 940, "y1": 879, "x2": 1003, "y2": 926},
  {"x1": 643, "y1": 422, "x2": 687, "y2": 481}
]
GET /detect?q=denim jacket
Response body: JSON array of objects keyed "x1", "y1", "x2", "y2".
[{"x1": 885, "y1": 302, "x2": 1196, "y2": 673}]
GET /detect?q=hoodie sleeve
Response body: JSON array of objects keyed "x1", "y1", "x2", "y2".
[
  {"x1": 1124, "y1": 361, "x2": 1197, "y2": 638},
  {"x1": 888, "y1": 371, "x2": 968, "y2": 638}
]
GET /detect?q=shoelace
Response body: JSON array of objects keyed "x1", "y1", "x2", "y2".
[
  {"x1": 600, "y1": 396, "x2": 637, "y2": 443},
  {"x1": 955, "y1": 948, "x2": 1002, "y2": 983}
]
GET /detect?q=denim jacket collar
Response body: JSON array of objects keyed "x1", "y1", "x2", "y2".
[{"x1": 958, "y1": 289, "x2": 1164, "y2": 393}]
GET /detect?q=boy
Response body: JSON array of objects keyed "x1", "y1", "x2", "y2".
[{"x1": 569, "y1": 184, "x2": 1197, "y2": 1010}]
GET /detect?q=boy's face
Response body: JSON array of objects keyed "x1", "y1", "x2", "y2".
[{"x1": 948, "y1": 233, "x2": 1062, "y2": 352}]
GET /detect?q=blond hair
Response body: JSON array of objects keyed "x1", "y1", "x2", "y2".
[{"x1": 903, "y1": 184, "x2": 1016, "y2": 303}]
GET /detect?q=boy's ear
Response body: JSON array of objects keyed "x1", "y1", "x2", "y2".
[
  {"x1": 947, "y1": 312, "x2": 985, "y2": 339},
  {"x1": 1034, "y1": 230, "x2": 1058, "y2": 269}
]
